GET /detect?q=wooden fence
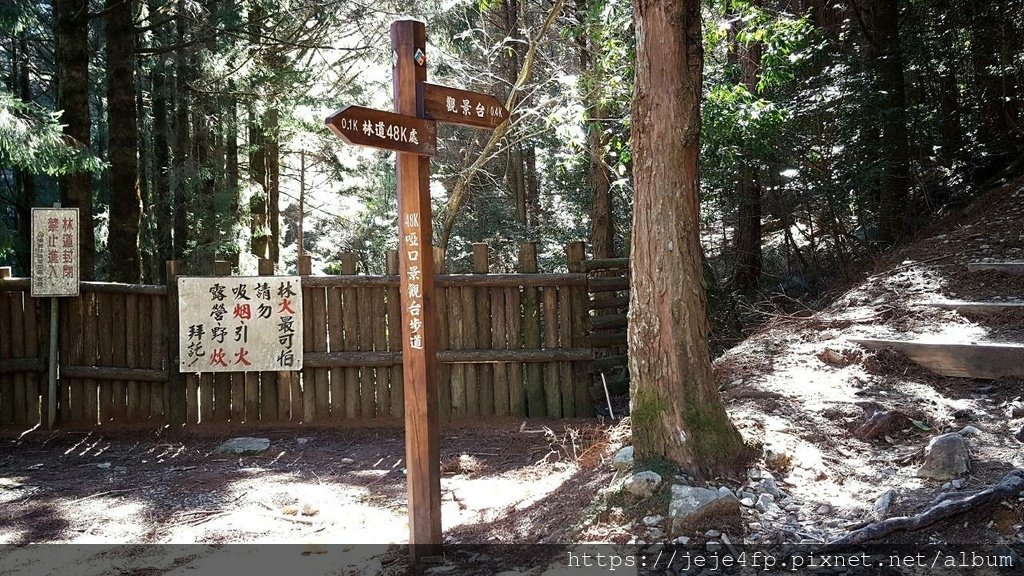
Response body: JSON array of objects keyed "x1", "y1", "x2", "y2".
[{"x1": 0, "y1": 242, "x2": 600, "y2": 429}]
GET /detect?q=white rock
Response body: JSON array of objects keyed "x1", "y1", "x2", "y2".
[
  {"x1": 674, "y1": 536, "x2": 690, "y2": 545},
  {"x1": 214, "y1": 437, "x2": 270, "y2": 455},
  {"x1": 705, "y1": 529, "x2": 722, "y2": 538},
  {"x1": 668, "y1": 485, "x2": 740, "y2": 532},
  {"x1": 873, "y1": 488, "x2": 895, "y2": 520},
  {"x1": 625, "y1": 471, "x2": 662, "y2": 498},
  {"x1": 959, "y1": 425, "x2": 982, "y2": 437},
  {"x1": 341, "y1": 457, "x2": 355, "y2": 465},
  {"x1": 296, "y1": 438, "x2": 310, "y2": 447},
  {"x1": 97, "y1": 462, "x2": 111, "y2": 469},
  {"x1": 758, "y1": 477, "x2": 783, "y2": 498},
  {"x1": 740, "y1": 497, "x2": 755, "y2": 507},
  {"x1": 612, "y1": 446, "x2": 634, "y2": 471},
  {"x1": 642, "y1": 515, "x2": 664, "y2": 527},
  {"x1": 917, "y1": 433, "x2": 970, "y2": 480},
  {"x1": 755, "y1": 493, "x2": 778, "y2": 513}
]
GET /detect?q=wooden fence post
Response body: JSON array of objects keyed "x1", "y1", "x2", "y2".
[
  {"x1": 257, "y1": 258, "x2": 279, "y2": 422},
  {"x1": 210, "y1": 260, "x2": 235, "y2": 423},
  {"x1": 340, "y1": 253, "x2": 359, "y2": 418},
  {"x1": 386, "y1": 250, "x2": 404, "y2": 417},
  {"x1": 298, "y1": 254, "x2": 312, "y2": 423},
  {"x1": 165, "y1": 260, "x2": 186, "y2": 426},
  {"x1": 433, "y1": 247, "x2": 451, "y2": 420},
  {"x1": 472, "y1": 243, "x2": 494, "y2": 416},
  {"x1": 566, "y1": 241, "x2": 592, "y2": 416},
  {"x1": 519, "y1": 242, "x2": 544, "y2": 417},
  {"x1": 304, "y1": 255, "x2": 329, "y2": 421}
]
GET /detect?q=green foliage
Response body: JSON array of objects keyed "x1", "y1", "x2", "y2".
[{"x1": 0, "y1": 90, "x2": 105, "y2": 176}]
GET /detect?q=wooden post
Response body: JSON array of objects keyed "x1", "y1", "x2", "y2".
[
  {"x1": 341, "y1": 252, "x2": 359, "y2": 418},
  {"x1": 212, "y1": 260, "x2": 234, "y2": 422},
  {"x1": 297, "y1": 255, "x2": 312, "y2": 422},
  {"x1": 165, "y1": 260, "x2": 186, "y2": 426},
  {"x1": 386, "y1": 250, "x2": 404, "y2": 417},
  {"x1": 433, "y1": 247, "x2": 451, "y2": 420},
  {"x1": 472, "y1": 243, "x2": 493, "y2": 416},
  {"x1": 566, "y1": 241, "x2": 592, "y2": 416},
  {"x1": 258, "y1": 258, "x2": 281, "y2": 422},
  {"x1": 520, "y1": 242, "x2": 544, "y2": 416},
  {"x1": 392, "y1": 18, "x2": 441, "y2": 558}
]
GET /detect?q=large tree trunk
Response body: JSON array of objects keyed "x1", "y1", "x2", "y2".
[
  {"x1": 863, "y1": 0, "x2": 910, "y2": 245},
  {"x1": 151, "y1": 31, "x2": 171, "y2": 279},
  {"x1": 629, "y1": 0, "x2": 751, "y2": 476},
  {"x1": 14, "y1": 33, "x2": 35, "y2": 274},
  {"x1": 172, "y1": 0, "x2": 191, "y2": 259},
  {"x1": 54, "y1": 0, "x2": 95, "y2": 280},
  {"x1": 732, "y1": 5, "x2": 763, "y2": 295}
]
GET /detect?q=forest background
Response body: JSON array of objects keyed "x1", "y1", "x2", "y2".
[{"x1": 1, "y1": 0, "x2": 1022, "y2": 344}]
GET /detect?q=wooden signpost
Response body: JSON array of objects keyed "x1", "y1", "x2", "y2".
[{"x1": 325, "y1": 18, "x2": 508, "y2": 558}]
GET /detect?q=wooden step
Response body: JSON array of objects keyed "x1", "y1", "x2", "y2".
[
  {"x1": 922, "y1": 300, "x2": 1024, "y2": 314},
  {"x1": 967, "y1": 261, "x2": 1024, "y2": 275},
  {"x1": 850, "y1": 338, "x2": 1024, "y2": 379}
]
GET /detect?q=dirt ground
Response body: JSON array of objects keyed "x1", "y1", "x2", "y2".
[
  {"x1": 4, "y1": 176, "x2": 1024, "y2": 574},
  {"x1": 708, "y1": 173, "x2": 1024, "y2": 550}
]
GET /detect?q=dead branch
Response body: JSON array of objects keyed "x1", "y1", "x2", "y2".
[{"x1": 820, "y1": 469, "x2": 1024, "y2": 552}]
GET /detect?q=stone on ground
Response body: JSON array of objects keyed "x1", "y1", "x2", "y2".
[
  {"x1": 916, "y1": 433, "x2": 969, "y2": 480},
  {"x1": 668, "y1": 484, "x2": 740, "y2": 532},
  {"x1": 872, "y1": 488, "x2": 895, "y2": 520},
  {"x1": 612, "y1": 446, "x2": 634, "y2": 471},
  {"x1": 214, "y1": 437, "x2": 270, "y2": 455},
  {"x1": 625, "y1": 471, "x2": 662, "y2": 498}
]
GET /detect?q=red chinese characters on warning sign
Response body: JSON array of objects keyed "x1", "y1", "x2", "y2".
[
  {"x1": 31, "y1": 208, "x2": 79, "y2": 297},
  {"x1": 178, "y1": 276, "x2": 303, "y2": 372}
]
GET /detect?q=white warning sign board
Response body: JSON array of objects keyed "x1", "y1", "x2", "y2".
[
  {"x1": 31, "y1": 207, "x2": 80, "y2": 297},
  {"x1": 178, "y1": 276, "x2": 303, "y2": 372}
]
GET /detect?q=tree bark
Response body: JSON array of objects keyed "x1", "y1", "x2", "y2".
[
  {"x1": 150, "y1": 9, "x2": 171, "y2": 279},
  {"x1": 732, "y1": 4, "x2": 763, "y2": 294},
  {"x1": 629, "y1": 0, "x2": 752, "y2": 476},
  {"x1": 54, "y1": 0, "x2": 95, "y2": 280},
  {"x1": 862, "y1": 0, "x2": 910, "y2": 245},
  {"x1": 172, "y1": 0, "x2": 191, "y2": 259}
]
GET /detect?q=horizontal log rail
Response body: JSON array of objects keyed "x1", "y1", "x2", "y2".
[
  {"x1": 0, "y1": 358, "x2": 45, "y2": 374},
  {"x1": 2, "y1": 274, "x2": 588, "y2": 292},
  {"x1": 581, "y1": 257, "x2": 629, "y2": 272},
  {"x1": 592, "y1": 354, "x2": 628, "y2": 371},
  {"x1": 590, "y1": 331, "x2": 627, "y2": 347},
  {"x1": 591, "y1": 314, "x2": 628, "y2": 330},
  {"x1": 588, "y1": 296, "x2": 629, "y2": 310},
  {"x1": 851, "y1": 338, "x2": 1024, "y2": 379},
  {"x1": 42, "y1": 348, "x2": 599, "y2": 381},
  {"x1": 588, "y1": 277, "x2": 630, "y2": 292},
  {"x1": 61, "y1": 366, "x2": 169, "y2": 382}
]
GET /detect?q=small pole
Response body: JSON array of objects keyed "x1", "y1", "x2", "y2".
[{"x1": 47, "y1": 201, "x2": 61, "y2": 428}]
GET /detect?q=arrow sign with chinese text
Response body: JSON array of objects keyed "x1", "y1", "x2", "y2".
[
  {"x1": 420, "y1": 83, "x2": 508, "y2": 130},
  {"x1": 325, "y1": 105, "x2": 437, "y2": 156}
]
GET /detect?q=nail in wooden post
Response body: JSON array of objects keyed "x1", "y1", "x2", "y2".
[{"x1": 392, "y1": 17, "x2": 441, "y2": 558}]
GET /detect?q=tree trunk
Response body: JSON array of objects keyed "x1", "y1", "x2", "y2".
[
  {"x1": 172, "y1": 0, "x2": 191, "y2": 258},
  {"x1": 863, "y1": 0, "x2": 910, "y2": 245},
  {"x1": 248, "y1": 105, "x2": 269, "y2": 259},
  {"x1": 151, "y1": 41, "x2": 171, "y2": 279},
  {"x1": 732, "y1": 7, "x2": 763, "y2": 294},
  {"x1": 14, "y1": 33, "x2": 35, "y2": 274},
  {"x1": 629, "y1": 0, "x2": 752, "y2": 476},
  {"x1": 265, "y1": 107, "x2": 281, "y2": 263},
  {"x1": 54, "y1": 0, "x2": 95, "y2": 280},
  {"x1": 105, "y1": 0, "x2": 142, "y2": 282}
]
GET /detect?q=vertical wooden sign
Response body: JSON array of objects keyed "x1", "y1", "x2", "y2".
[{"x1": 391, "y1": 18, "x2": 442, "y2": 557}]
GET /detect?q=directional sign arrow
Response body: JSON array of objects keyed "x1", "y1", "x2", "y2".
[
  {"x1": 326, "y1": 105, "x2": 437, "y2": 156},
  {"x1": 420, "y1": 83, "x2": 509, "y2": 130}
]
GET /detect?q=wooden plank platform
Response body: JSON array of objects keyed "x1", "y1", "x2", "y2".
[
  {"x1": 850, "y1": 338, "x2": 1024, "y2": 379},
  {"x1": 967, "y1": 262, "x2": 1024, "y2": 275},
  {"x1": 922, "y1": 301, "x2": 1024, "y2": 314}
]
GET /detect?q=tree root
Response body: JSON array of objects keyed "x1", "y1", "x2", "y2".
[{"x1": 820, "y1": 469, "x2": 1024, "y2": 552}]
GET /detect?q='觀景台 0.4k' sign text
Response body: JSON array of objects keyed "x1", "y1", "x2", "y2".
[{"x1": 177, "y1": 276, "x2": 303, "y2": 373}]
